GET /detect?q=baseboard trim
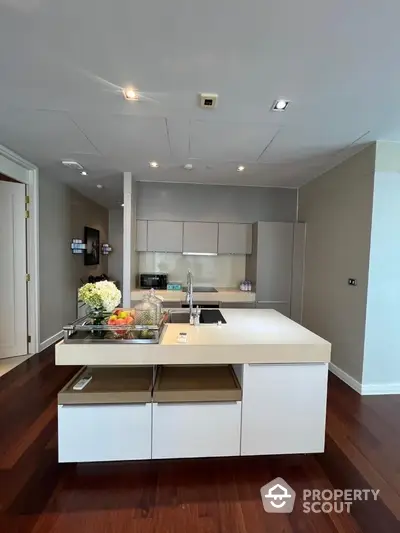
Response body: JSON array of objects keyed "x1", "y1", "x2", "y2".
[
  {"x1": 329, "y1": 363, "x2": 400, "y2": 395},
  {"x1": 39, "y1": 331, "x2": 63, "y2": 352},
  {"x1": 329, "y1": 363, "x2": 362, "y2": 394},
  {"x1": 361, "y1": 382, "x2": 400, "y2": 395}
]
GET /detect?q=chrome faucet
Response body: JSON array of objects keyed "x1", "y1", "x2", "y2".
[{"x1": 186, "y1": 269, "x2": 194, "y2": 318}]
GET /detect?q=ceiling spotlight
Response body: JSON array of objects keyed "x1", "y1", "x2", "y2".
[
  {"x1": 96, "y1": 184, "x2": 103, "y2": 189},
  {"x1": 123, "y1": 88, "x2": 139, "y2": 101},
  {"x1": 237, "y1": 165, "x2": 245, "y2": 172},
  {"x1": 184, "y1": 163, "x2": 193, "y2": 170},
  {"x1": 149, "y1": 161, "x2": 159, "y2": 168},
  {"x1": 271, "y1": 99, "x2": 290, "y2": 111},
  {"x1": 121, "y1": 203, "x2": 124, "y2": 207},
  {"x1": 81, "y1": 171, "x2": 88, "y2": 176}
]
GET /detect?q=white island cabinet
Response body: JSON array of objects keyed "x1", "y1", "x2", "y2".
[
  {"x1": 241, "y1": 363, "x2": 328, "y2": 455},
  {"x1": 56, "y1": 310, "x2": 331, "y2": 463}
]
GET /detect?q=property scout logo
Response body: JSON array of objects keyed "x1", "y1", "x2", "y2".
[{"x1": 260, "y1": 477, "x2": 380, "y2": 514}]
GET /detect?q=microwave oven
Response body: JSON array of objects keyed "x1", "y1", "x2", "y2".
[{"x1": 139, "y1": 273, "x2": 168, "y2": 290}]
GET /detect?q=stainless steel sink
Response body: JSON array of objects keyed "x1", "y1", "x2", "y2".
[{"x1": 168, "y1": 310, "x2": 191, "y2": 323}]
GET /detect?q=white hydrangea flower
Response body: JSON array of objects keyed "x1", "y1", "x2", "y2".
[{"x1": 78, "y1": 281, "x2": 121, "y2": 312}]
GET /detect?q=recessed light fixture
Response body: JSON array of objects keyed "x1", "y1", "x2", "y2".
[
  {"x1": 271, "y1": 99, "x2": 290, "y2": 111},
  {"x1": 96, "y1": 184, "x2": 103, "y2": 189},
  {"x1": 184, "y1": 163, "x2": 193, "y2": 170},
  {"x1": 81, "y1": 171, "x2": 88, "y2": 176},
  {"x1": 237, "y1": 165, "x2": 245, "y2": 172},
  {"x1": 121, "y1": 203, "x2": 124, "y2": 207},
  {"x1": 149, "y1": 161, "x2": 159, "y2": 168},
  {"x1": 123, "y1": 88, "x2": 139, "y2": 101}
]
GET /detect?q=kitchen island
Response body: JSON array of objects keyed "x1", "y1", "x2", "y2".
[{"x1": 56, "y1": 309, "x2": 331, "y2": 463}]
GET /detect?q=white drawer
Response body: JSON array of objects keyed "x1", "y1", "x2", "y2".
[
  {"x1": 58, "y1": 403, "x2": 152, "y2": 463},
  {"x1": 152, "y1": 401, "x2": 241, "y2": 459}
]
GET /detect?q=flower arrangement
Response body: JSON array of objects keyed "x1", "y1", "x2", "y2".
[{"x1": 78, "y1": 281, "x2": 121, "y2": 313}]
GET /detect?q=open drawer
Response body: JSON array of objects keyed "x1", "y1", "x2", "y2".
[
  {"x1": 153, "y1": 364, "x2": 242, "y2": 403},
  {"x1": 58, "y1": 366, "x2": 153, "y2": 405}
]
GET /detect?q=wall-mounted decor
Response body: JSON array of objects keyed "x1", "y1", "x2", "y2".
[
  {"x1": 101, "y1": 243, "x2": 113, "y2": 255},
  {"x1": 71, "y1": 239, "x2": 86, "y2": 254},
  {"x1": 84, "y1": 226, "x2": 100, "y2": 266}
]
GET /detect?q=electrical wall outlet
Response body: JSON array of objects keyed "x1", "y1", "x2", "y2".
[{"x1": 348, "y1": 278, "x2": 357, "y2": 286}]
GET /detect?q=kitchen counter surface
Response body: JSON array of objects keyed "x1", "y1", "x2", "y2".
[
  {"x1": 56, "y1": 310, "x2": 331, "y2": 366},
  {"x1": 131, "y1": 288, "x2": 255, "y2": 303}
]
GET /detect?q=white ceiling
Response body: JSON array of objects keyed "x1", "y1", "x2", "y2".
[{"x1": 1, "y1": 0, "x2": 400, "y2": 208}]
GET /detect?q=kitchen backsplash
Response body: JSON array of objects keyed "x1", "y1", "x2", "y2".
[{"x1": 138, "y1": 253, "x2": 246, "y2": 288}]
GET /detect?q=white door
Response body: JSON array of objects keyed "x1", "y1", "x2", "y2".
[{"x1": 0, "y1": 181, "x2": 27, "y2": 358}]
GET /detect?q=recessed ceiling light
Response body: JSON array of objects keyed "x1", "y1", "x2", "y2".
[
  {"x1": 121, "y1": 203, "x2": 124, "y2": 207},
  {"x1": 123, "y1": 88, "x2": 139, "y2": 101},
  {"x1": 96, "y1": 184, "x2": 103, "y2": 189},
  {"x1": 149, "y1": 161, "x2": 159, "y2": 168},
  {"x1": 237, "y1": 165, "x2": 245, "y2": 172},
  {"x1": 81, "y1": 171, "x2": 88, "y2": 176},
  {"x1": 184, "y1": 163, "x2": 193, "y2": 170},
  {"x1": 271, "y1": 99, "x2": 290, "y2": 111}
]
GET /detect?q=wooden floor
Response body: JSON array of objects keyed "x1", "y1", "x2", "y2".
[{"x1": 0, "y1": 347, "x2": 399, "y2": 533}]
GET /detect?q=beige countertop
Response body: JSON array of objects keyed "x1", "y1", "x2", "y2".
[
  {"x1": 131, "y1": 288, "x2": 256, "y2": 303},
  {"x1": 56, "y1": 310, "x2": 331, "y2": 366}
]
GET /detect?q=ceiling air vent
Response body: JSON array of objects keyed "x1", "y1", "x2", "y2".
[
  {"x1": 61, "y1": 160, "x2": 84, "y2": 170},
  {"x1": 199, "y1": 93, "x2": 218, "y2": 109}
]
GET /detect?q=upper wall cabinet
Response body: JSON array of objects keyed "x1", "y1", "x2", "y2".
[
  {"x1": 218, "y1": 223, "x2": 252, "y2": 255},
  {"x1": 183, "y1": 222, "x2": 218, "y2": 254},
  {"x1": 136, "y1": 220, "x2": 148, "y2": 252},
  {"x1": 147, "y1": 221, "x2": 183, "y2": 253}
]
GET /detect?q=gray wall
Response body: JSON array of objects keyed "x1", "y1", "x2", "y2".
[
  {"x1": 137, "y1": 182, "x2": 297, "y2": 223},
  {"x1": 298, "y1": 145, "x2": 376, "y2": 383},
  {"x1": 39, "y1": 172, "x2": 109, "y2": 343},
  {"x1": 108, "y1": 208, "x2": 123, "y2": 285}
]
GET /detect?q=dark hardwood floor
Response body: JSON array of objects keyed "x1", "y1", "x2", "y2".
[{"x1": 0, "y1": 347, "x2": 399, "y2": 533}]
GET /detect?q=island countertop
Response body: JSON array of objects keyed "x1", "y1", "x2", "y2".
[{"x1": 56, "y1": 310, "x2": 331, "y2": 366}]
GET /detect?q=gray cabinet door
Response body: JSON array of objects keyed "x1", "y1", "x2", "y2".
[
  {"x1": 147, "y1": 221, "x2": 183, "y2": 253},
  {"x1": 136, "y1": 220, "x2": 148, "y2": 252},
  {"x1": 255, "y1": 222, "x2": 294, "y2": 303},
  {"x1": 183, "y1": 222, "x2": 218, "y2": 254},
  {"x1": 218, "y1": 223, "x2": 252, "y2": 254}
]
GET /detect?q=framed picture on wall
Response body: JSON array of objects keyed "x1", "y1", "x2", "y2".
[{"x1": 84, "y1": 226, "x2": 100, "y2": 266}]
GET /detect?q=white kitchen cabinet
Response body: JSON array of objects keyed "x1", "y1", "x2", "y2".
[
  {"x1": 136, "y1": 220, "x2": 148, "y2": 252},
  {"x1": 152, "y1": 401, "x2": 241, "y2": 459},
  {"x1": 241, "y1": 363, "x2": 328, "y2": 456},
  {"x1": 218, "y1": 223, "x2": 252, "y2": 254},
  {"x1": 183, "y1": 222, "x2": 218, "y2": 254},
  {"x1": 58, "y1": 403, "x2": 152, "y2": 462},
  {"x1": 147, "y1": 221, "x2": 183, "y2": 253}
]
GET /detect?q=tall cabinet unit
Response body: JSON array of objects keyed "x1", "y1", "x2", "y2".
[{"x1": 246, "y1": 222, "x2": 305, "y2": 321}]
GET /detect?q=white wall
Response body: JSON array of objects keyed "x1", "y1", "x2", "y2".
[
  {"x1": 139, "y1": 252, "x2": 246, "y2": 288},
  {"x1": 108, "y1": 208, "x2": 123, "y2": 284},
  {"x1": 363, "y1": 167, "x2": 400, "y2": 389},
  {"x1": 298, "y1": 145, "x2": 376, "y2": 383},
  {"x1": 39, "y1": 172, "x2": 109, "y2": 344}
]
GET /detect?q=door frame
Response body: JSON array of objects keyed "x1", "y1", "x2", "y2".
[{"x1": 0, "y1": 145, "x2": 40, "y2": 355}]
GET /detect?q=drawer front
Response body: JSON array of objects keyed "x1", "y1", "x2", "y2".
[
  {"x1": 152, "y1": 402, "x2": 241, "y2": 459},
  {"x1": 58, "y1": 403, "x2": 152, "y2": 463},
  {"x1": 241, "y1": 363, "x2": 328, "y2": 456}
]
